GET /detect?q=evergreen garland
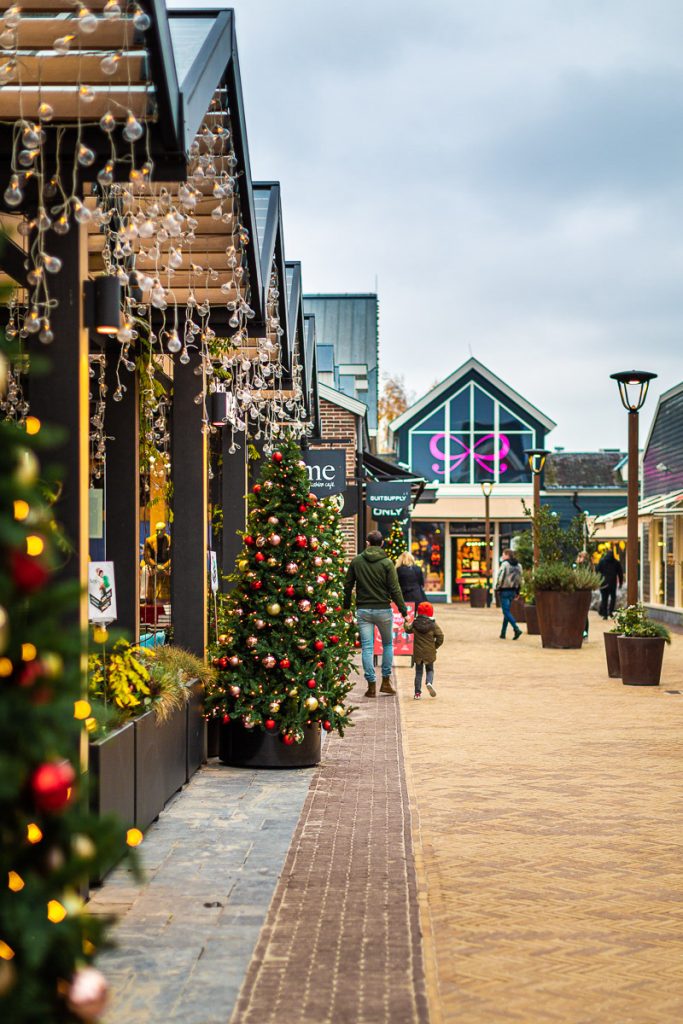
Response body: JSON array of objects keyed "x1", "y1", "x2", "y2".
[{"x1": 205, "y1": 437, "x2": 357, "y2": 742}]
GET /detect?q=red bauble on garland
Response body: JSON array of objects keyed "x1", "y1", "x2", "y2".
[
  {"x1": 11, "y1": 550, "x2": 49, "y2": 593},
  {"x1": 315, "y1": 602, "x2": 327, "y2": 615},
  {"x1": 306, "y1": 678, "x2": 316, "y2": 689},
  {"x1": 253, "y1": 484, "x2": 261, "y2": 494},
  {"x1": 31, "y1": 761, "x2": 76, "y2": 812},
  {"x1": 279, "y1": 658, "x2": 291, "y2": 669},
  {"x1": 251, "y1": 580, "x2": 263, "y2": 591},
  {"x1": 255, "y1": 552, "x2": 265, "y2": 562},
  {"x1": 329, "y1": 635, "x2": 340, "y2": 645},
  {"x1": 294, "y1": 534, "x2": 307, "y2": 549},
  {"x1": 282, "y1": 734, "x2": 295, "y2": 746},
  {"x1": 313, "y1": 640, "x2": 324, "y2": 651},
  {"x1": 323, "y1": 721, "x2": 332, "y2": 732},
  {"x1": 265, "y1": 718, "x2": 276, "y2": 731},
  {"x1": 244, "y1": 535, "x2": 255, "y2": 547},
  {"x1": 272, "y1": 451, "x2": 283, "y2": 463},
  {"x1": 284, "y1": 585, "x2": 295, "y2": 597}
]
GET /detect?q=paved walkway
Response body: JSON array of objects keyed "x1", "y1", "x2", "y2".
[
  {"x1": 399, "y1": 605, "x2": 683, "y2": 1024},
  {"x1": 91, "y1": 762, "x2": 314, "y2": 1024}
]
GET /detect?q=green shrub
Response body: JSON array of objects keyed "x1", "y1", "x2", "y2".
[
  {"x1": 532, "y1": 561, "x2": 603, "y2": 592},
  {"x1": 612, "y1": 604, "x2": 671, "y2": 643}
]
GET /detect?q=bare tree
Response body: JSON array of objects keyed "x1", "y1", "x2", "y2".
[{"x1": 378, "y1": 373, "x2": 412, "y2": 451}]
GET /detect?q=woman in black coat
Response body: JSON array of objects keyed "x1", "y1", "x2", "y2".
[{"x1": 395, "y1": 552, "x2": 427, "y2": 606}]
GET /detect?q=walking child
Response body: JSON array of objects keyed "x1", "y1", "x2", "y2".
[{"x1": 404, "y1": 601, "x2": 444, "y2": 699}]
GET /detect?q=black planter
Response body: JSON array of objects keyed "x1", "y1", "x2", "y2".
[
  {"x1": 525, "y1": 604, "x2": 540, "y2": 635},
  {"x1": 89, "y1": 722, "x2": 135, "y2": 883},
  {"x1": 618, "y1": 636, "x2": 666, "y2": 686},
  {"x1": 206, "y1": 716, "x2": 221, "y2": 758},
  {"x1": 219, "y1": 720, "x2": 321, "y2": 768},
  {"x1": 536, "y1": 590, "x2": 592, "y2": 649},
  {"x1": 603, "y1": 632, "x2": 621, "y2": 678},
  {"x1": 469, "y1": 587, "x2": 487, "y2": 608},
  {"x1": 134, "y1": 706, "x2": 187, "y2": 829},
  {"x1": 186, "y1": 681, "x2": 206, "y2": 782}
]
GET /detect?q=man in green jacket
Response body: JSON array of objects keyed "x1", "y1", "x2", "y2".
[{"x1": 344, "y1": 530, "x2": 409, "y2": 698}]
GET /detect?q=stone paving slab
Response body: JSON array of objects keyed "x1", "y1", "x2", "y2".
[
  {"x1": 399, "y1": 605, "x2": 683, "y2": 1024},
  {"x1": 90, "y1": 759, "x2": 315, "y2": 1024},
  {"x1": 230, "y1": 675, "x2": 430, "y2": 1024}
]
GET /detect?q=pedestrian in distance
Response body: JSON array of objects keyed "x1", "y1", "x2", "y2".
[
  {"x1": 596, "y1": 549, "x2": 623, "y2": 619},
  {"x1": 395, "y1": 550, "x2": 427, "y2": 606},
  {"x1": 404, "y1": 601, "x2": 444, "y2": 699},
  {"x1": 343, "y1": 530, "x2": 409, "y2": 698},
  {"x1": 575, "y1": 551, "x2": 593, "y2": 638},
  {"x1": 495, "y1": 548, "x2": 523, "y2": 640}
]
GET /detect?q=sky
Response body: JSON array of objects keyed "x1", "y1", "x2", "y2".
[{"x1": 167, "y1": 0, "x2": 683, "y2": 450}]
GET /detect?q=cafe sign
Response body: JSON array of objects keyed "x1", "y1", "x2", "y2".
[{"x1": 301, "y1": 449, "x2": 346, "y2": 496}]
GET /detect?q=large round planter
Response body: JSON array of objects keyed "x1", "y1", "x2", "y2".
[
  {"x1": 469, "y1": 587, "x2": 488, "y2": 608},
  {"x1": 511, "y1": 595, "x2": 526, "y2": 623},
  {"x1": 618, "y1": 636, "x2": 666, "y2": 686},
  {"x1": 219, "y1": 720, "x2": 321, "y2": 768},
  {"x1": 524, "y1": 604, "x2": 540, "y2": 635},
  {"x1": 535, "y1": 590, "x2": 592, "y2": 649},
  {"x1": 603, "y1": 632, "x2": 621, "y2": 678}
]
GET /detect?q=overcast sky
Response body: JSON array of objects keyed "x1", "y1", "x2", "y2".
[{"x1": 168, "y1": 1, "x2": 683, "y2": 449}]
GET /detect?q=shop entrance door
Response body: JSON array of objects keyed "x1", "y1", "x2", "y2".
[{"x1": 451, "y1": 536, "x2": 489, "y2": 602}]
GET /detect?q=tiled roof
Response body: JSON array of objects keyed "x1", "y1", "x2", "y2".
[{"x1": 544, "y1": 452, "x2": 626, "y2": 489}]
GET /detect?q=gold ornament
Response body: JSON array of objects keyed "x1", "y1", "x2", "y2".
[
  {"x1": 333, "y1": 705, "x2": 345, "y2": 716},
  {"x1": 305, "y1": 696, "x2": 319, "y2": 711},
  {"x1": 269, "y1": 701, "x2": 281, "y2": 713},
  {"x1": 288, "y1": 687, "x2": 299, "y2": 698},
  {"x1": 266, "y1": 602, "x2": 281, "y2": 616},
  {"x1": 238, "y1": 559, "x2": 249, "y2": 571}
]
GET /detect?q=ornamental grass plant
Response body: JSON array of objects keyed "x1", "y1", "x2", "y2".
[{"x1": 532, "y1": 561, "x2": 603, "y2": 592}]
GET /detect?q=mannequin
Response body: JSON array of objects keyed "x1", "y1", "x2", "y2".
[{"x1": 143, "y1": 521, "x2": 171, "y2": 602}]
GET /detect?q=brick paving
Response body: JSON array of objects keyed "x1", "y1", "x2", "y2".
[
  {"x1": 399, "y1": 604, "x2": 683, "y2": 1024},
  {"x1": 230, "y1": 676, "x2": 430, "y2": 1024},
  {"x1": 90, "y1": 762, "x2": 314, "y2": 1024}
]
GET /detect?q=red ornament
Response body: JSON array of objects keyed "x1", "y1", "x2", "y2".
[
  {"x1": 298, "y1": 503, "x2": 307, "y2": 513},
  {"x1": 18, "y1": 662, "x2": 43, "y2": 687},
  {"x1": 219, "y1": 656, "x2": 229, "y2": 669},
  {"x1": 222, "y1": 713, "x2": 231, "y2": 724},
  {"x1": 255, "y1": 552, "x2": 265, "y2": 562},
  {"x1": 354, "y1": 640, "x2": 361, "y2": 648},
  {"x1": 307, "y1": 679, "x2": 316, "y2": 689},
  {"x1": 272, "y1": 451, "x2": 283, "y2": 463},
  {"x1": 253, "y1": 484, "x2": 261, "y2": 494},
  {"x1": 329, "y1": 635, "x2": 340, "y2": 645},
  {"x1": 265, "y1": 718, "x2": 277, "y2": 731},
  {"x1": 279, "y1": 658, "x2": 291, "y2": 669},
  {"x1": 315, "y1": 602, "x2": 327, "y2": 615},
  {"x1": 251, "y1": 580, "x2": 263, "y2": 590},
  {"x1": 11, "y1": 551, "x2": 49, "y2": 593},
  {"x1": 31, "y1": 761, "x2": 75, "y2": 813},
  {"x1": 285, "y1": 585, "x2": 295, "y2": 597},
  {"x1": 282, "y1": 734, "x2": 295, "y2": 746},
  {"x1": 295, "y1": 535, "x2": 307, "y2": 549},
  {"x1": 212, "y1": 657, "x2": 221, "y2": 667},
  {"x1": 314, "y1": 640, "x2": 324, "y2": 651},
  {"x1": 244, "y1": 535, "x2": 255, "y2": 547},
  {"x1": 323, "y1": 721, "x2": 332, "y2": 732}
]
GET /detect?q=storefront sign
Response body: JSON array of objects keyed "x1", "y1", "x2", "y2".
[
  {"x1": 373, "y1": 603, "x2": 414, "y2": 656},
  {"x1": 88, "y1": 562, "x2": 117, "y2": 623},
  {"x1": 302, "y1": 449, "x2": 346, "y2": 496},
  {"x1": 429, "y1": 432, "x2": 511, "y2": 476},
  {"x1": 367, "y1": 482, "x2": 411, "y2": 519}
]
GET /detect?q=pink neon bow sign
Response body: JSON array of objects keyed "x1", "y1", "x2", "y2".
[{"x1": 429, "y1": 432, "x2": 510, "y2": 477}]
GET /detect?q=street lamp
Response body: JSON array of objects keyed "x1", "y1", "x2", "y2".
[
  {"x1": 525, "y1": 448, "x2": 551, "y2": 566},
  {"x1": 610, "y1": 370, "x2": 657, "y2": 605},
  {"x1": 480, "y1": 480, "x2": 494, "y2": 605}
]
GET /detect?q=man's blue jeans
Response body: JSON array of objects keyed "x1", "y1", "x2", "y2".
[
  {"x1": 500, "y1": 588, "x2": 518, "y2": 636},
  {"x1": 357, "y1": 608, "x2": 394, "y2": 683}
]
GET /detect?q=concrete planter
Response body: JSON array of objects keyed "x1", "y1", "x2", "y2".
[
  {"x1": 603, "y1": 632, "x2": 621, "y2": 678},
  {"x1": 535, "y1": 590, "x2": 592, "y2": 649},
  {"x1": 219, "y1": 720, "x2": 321, "y2": 768},
  {"x1": 618, "y1": 636, "x2": 666, "y2": 686}
]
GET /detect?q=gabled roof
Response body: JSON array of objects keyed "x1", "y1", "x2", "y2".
[
  {"x1": 544, "y1": 451, "x2": 627, "y2": 489},
  {"x1": 319, "y1": 382, "x2": 368, "y2": 419},
  {"x1": 390, "y1": 357, "x2": 557, "y2": 433}
]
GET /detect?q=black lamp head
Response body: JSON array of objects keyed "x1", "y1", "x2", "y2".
[
  {"x1": 610, "y1": 370, "x2": 657, "y2": 411},
  {"x1": 480, "y1": 480, "x2": 494, "y2": 497},
  {"x1": 524, "y1": 448, "x2": 551, "y2": 475}
]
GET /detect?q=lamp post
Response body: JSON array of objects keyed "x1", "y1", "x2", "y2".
[
  {"x1": 610, "y1": 370, "x2": 657, "y2": 606},
  {"x1": 481, "y1": 480, "x2": 493, "y2": 605},
  {"x1": 525, "y1": 449, "x2": 551, "y2": 566}
]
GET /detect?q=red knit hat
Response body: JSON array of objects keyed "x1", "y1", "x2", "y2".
[{"x1": 417, "y1": 601, "x2": 434, "y2": 617}]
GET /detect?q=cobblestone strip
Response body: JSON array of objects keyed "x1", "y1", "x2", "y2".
[{"x1": 230, "y1": 673, "x2": 430, "y2": 1024}]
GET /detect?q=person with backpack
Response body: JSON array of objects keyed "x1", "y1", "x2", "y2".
[{"x1": 495, "y1": 548, "x2": 523, "y2": 640}]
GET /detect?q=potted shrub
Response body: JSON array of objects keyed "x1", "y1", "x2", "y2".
[
  {"x1": 614, "y1": 605, "x2": 670, "y2": 686},
  {"x1": 532, "y1": 562, "x2": 603, "y2": 649}
]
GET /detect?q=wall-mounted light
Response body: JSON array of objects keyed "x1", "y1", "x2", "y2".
[
  {"x1": 84, "y1": 276, "x2": 122, "y2": 335},
  {"x1": 210, "y1": 391, "x2": 229, "y2": 426}
]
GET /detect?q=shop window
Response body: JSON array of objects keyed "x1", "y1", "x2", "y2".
[
  {"x1": 503, "y1": 432, "x2": 534, "y2": 483},
  {"x1": 412, "y1": 405, "x2": 445, "y2": 432},
  {"x1": 449, "y1": 388, "x2": 471, "y2": 433},
  {"x1": 411, "y1": 521, "x2": 445, "y2": 592},
  {"x1": 473, "y1": 386, "x2": 494, "y2": 431},
  {"x1": 410, "y1": 433, "x2": 446, "y2": 482}
]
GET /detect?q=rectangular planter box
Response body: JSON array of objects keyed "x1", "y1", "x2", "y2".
[
  {"x1": 89, "y1": 722, "x2": 135, "y2": 883},
  {"x1": 186, "y1": 680, "x2": 207, "y2": 782},
  {"x1": 134, "y1": 706, "x2": 187, "y2": 830}
]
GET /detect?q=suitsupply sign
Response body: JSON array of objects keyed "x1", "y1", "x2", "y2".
[{"x1": 366, "y1": 482, "x2": 411, "y2": 520}]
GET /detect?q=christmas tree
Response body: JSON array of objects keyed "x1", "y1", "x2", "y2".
[
  {"x1": 205, "y1": 437, "x2": 356, "y2": 744},
  {"x1": 0, "y1": 349, "x2": 135, "y2": 1021},
  {"x1": 385, "y1": 518, "x2": 408, "y2": 561}
]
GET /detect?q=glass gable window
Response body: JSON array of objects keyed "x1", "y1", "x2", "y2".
[{"x1": 408, "y1": 382, "x2": 537, "y2": 484}]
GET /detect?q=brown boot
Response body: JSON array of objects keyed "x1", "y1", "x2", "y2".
[
  {"x1": 365, "y1": 683, "x2": 376, "y2": 698},
  {"x1": 380, "y1": 676, "x2": 396, "y2": 695}
]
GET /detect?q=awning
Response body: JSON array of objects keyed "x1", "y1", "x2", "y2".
[{"x1": 594, "y1": 489, "x2": 683, "y2": 525}]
